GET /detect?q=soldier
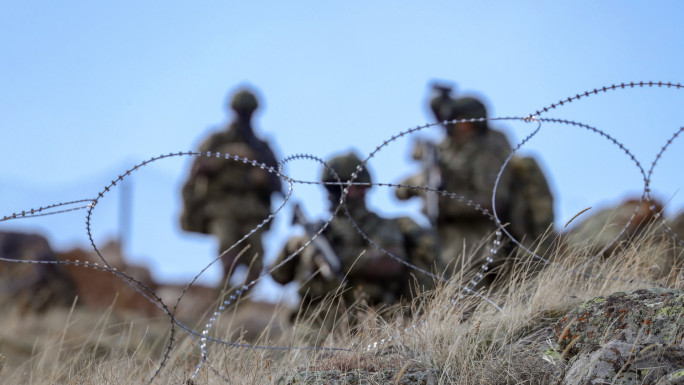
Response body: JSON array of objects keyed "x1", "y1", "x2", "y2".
[
  {"x1": 397, "y1": 85, "x2": 554, "y2": 288},
  {"x1": 271, "y1": 151, "x2": 437, "y2": 330},
  {"x1": 180, "y1": 87, "x2": 282, "y2": 285}
]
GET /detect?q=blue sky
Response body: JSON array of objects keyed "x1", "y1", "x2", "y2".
[{"x1": 1, "y1": 2, "x2": 683, "y2": 298}]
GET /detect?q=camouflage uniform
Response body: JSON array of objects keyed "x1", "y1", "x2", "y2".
[
  {"x1": 507, "y1": 155, "x2": 556, "y2": 253},
  {"x1": 271, "y1": 152, "x2": 437, "y2": 329},
  {"x1": 397, "y1": 93, "x2": 517, "y2": 287},
  {"x1": 180, "y1": 88, "x2": 282, "y2": 284},
  {"x1": 434, "y1": 123, "x2": 514, "y2": 283}
]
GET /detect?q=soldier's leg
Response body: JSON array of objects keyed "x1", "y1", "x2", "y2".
[
  {"x1": 239, "y1": 224, "x2": 265, "y2": 285},
  {"x1": 208, "y1": 219, "x2": 243, "y2": 281},
  {"x1": 211, "y1": 219, "x2": 265, "y2": 287}
]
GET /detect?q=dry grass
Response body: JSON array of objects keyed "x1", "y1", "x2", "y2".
[{"x1": 0, "y1": 227, "x2": 682, "y2": 384}]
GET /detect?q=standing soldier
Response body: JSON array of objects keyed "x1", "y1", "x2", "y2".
[
  {"x1": 271, "y1": 151, "x2": 437, "y2": 330},
  {"x1": 180, "y1": 87, "x2": 282, "y2": 285},
  {"x1": 396, "y1": 84, "x2": 554, "y2": 288}
]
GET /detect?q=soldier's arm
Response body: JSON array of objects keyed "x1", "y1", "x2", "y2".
[
  {"x1": 235, "y1": 140, "x2": 282, "y2": 194},
  {"x1": 261, "y1": 144, "x2": 283, "y2": 194},
  {"x1": 395, "y1": 173, "x2": 427, "y2": 200},
  {"x1": 192, "y1": 134, "x2": 228, "y2": 177},
  {"x1": 395, "y1": 138, "x2": 432, "y2": 200}
]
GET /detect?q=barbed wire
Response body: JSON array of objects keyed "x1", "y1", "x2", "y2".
[
  {"x1": 529, "y1": 81, "x2": 684, "y2": 118},
  {"x1": 1, "y1": 199, "x2": 95, "y2": 222},
  {"x1": 0, "y1": 80, "x2": 682, "y2": 382}
]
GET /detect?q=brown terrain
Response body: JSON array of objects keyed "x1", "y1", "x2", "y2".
[{"x1": 0, "y1": 232, "x2": 292, "y2": 343}]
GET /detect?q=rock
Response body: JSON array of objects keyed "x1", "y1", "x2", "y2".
[
  {"x1": 564, "y1": 198, "x2": 666, "y2": 258},
  {"x1": 467, "y1": 288, "x2": 684, "y2": 384},
  {"x1": 552, "y1": 288, "x2": 684, "y2": 384},
  {"x1": 668, "y1": 211, "x2": 684, "y2": 245},
  {"x1": 562, "y1": 198, "x2": 683, "y2": 284},
  {"x1": 0, "y1": 230, "x2": 77, "y2": 311}
]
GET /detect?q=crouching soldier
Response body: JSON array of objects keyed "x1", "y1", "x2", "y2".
[{"x1": 271, "y1": 151, "x2": 437, "y2": 335}]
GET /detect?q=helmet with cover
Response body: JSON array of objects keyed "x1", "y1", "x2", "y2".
[
  {"x1": 321, "y1": 152, "x2": 372, "y2": 195},
  {"x1": 230, "y1": 89, "x2": 259, "y2": 115},
  {"x1": 451, "y1": 96, "x2": 488, "y2": 133}
]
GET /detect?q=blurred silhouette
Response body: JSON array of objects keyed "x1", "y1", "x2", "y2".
[
  {"x1": 180, "y1": 86, "x2": 282, "y2": 286},
  {"x1": 396, "y1": 84, "x2": 554, "y2": 289},
  {"x1": 271, "y1": 151, "x2": 437, "y2": 334}
]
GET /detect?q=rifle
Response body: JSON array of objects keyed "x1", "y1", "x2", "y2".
[
  {"x1": 415, "y1": 139, "x2": 441, "y2": 226},
  {"x1": 416, "y1": 82, "x2": 454, "y2": 225},
  {"x1": 291, "y1": 202, "x2": 343, "y2": 280}
]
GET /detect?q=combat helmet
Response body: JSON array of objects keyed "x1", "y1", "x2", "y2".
[
  {"x1": 230, "y1": 89, "x2": 258, "y2": 115},
  {"x1": 321, "y1": 152, "x2": 372, "y2": 193},
  {"x1": 451, "y1": 97, "x2": 488, "y2": 133},
  {"x1": 452, "y1": 97, "x2": 487, "y2": 120}
]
